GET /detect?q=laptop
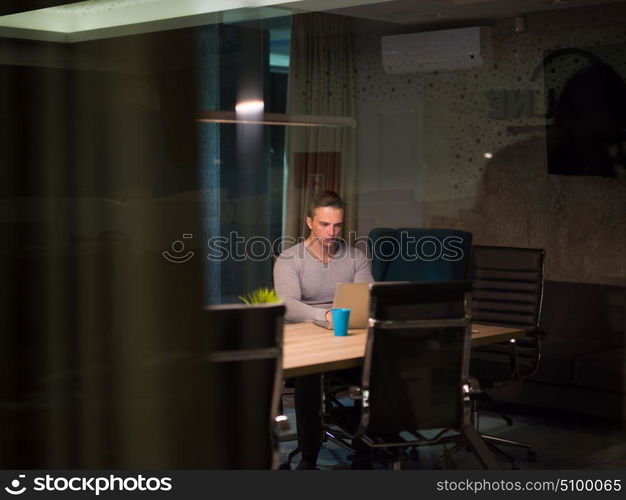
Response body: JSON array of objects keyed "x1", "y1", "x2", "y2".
[{"x1": 313, "y1": 282, "x2": 371, "y2": 330}]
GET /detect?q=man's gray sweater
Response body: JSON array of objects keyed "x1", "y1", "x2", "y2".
[{"x1": 273, "y1": 241, "x2": 374, "y2": 323}]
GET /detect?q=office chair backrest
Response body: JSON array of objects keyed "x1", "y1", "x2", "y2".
[
  {"x1": 368, "y1": 227, "x2": 472, "y2": 283},
  {"x1": 360, "y1": 281, "x2": 472, "y2": 434},
  {"x1": 471, "y1": 246, "x2": 545, "y2": 330},
  {"x1": 204, "y1": 303, "x2": 285, "y2": 469}
]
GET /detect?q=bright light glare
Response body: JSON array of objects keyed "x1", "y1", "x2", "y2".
[
  {"x1": 235, "y1": 100, "x2": 265, "y2": 114},
  {"x1": 484, "y1": 152, "x2": 493, "y2": 159}
]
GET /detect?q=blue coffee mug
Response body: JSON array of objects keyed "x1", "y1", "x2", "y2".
[{"x1": 331, "y1": 308, "x2": 351, "y2": 336}]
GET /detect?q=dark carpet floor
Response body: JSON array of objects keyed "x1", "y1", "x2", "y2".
[{"x1": 279, "y1": 394, "x2": 626, "y2": 470}]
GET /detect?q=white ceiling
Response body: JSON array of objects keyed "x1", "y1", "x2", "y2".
[
  {"x1": 0, "y1": 0, "x2": 389, "y2": 42},
  {"x1": 328, "y1": 0, "x2": 626, "y2": 25},
  {"x1": 1, "y1": 0, "x2": 624, "y2": 42},
  {"x1": 0, "y1": 0, "x2": 294, "y2": 42}
]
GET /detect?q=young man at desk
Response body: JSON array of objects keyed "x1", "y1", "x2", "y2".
[{"x1": 274, "y1": 190, "x2": 374, "y2": 469}]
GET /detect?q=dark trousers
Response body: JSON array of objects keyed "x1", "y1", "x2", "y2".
[
  {"x1": 294, "y1": 374, "x2": 322, "y2": 458},
  {"x1": 294, "y1": 368, "x2": 362, "y2": 460}
]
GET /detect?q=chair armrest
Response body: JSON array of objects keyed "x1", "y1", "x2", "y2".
[
  {"x1": 348, "y1": 385, "x2": 370, "y2": 405},
  {"x1": 349, "y1": 385, "x2": 363, "y2": 400},
  {"x1": 525, "y1": 328, "x2": 545, "y2": 340},
  {"x1": 513, "y1": 330, "x2": 544, "y2": 349},
  {"x1": 467, "y1": 376, "x2": 483, "y2": 396},
  {"x1": 274, "y1": 415, "x2": 291, "y2": 437}
]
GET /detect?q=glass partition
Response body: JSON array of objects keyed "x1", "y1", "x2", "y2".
[{"x1": 1, "y1": 0, "x2": 625, "y2": 468}]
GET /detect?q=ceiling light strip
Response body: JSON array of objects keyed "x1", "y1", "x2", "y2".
[{"x1": 197, "y1": 111, "x2": 356, "y2": 127}]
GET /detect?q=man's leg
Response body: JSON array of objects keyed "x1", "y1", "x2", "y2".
[
  {"x1": 328, "y1": 367, "x2": 373, "y2": 468},
  {"x1": 294, "y1": 374, "x2": 322, "y2": 468}
]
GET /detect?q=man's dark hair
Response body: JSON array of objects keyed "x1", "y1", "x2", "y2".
[{"x1": 307, "y1": 190, "x2": 345, "y2": 219}]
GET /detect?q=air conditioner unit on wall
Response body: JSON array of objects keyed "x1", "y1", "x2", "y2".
[{"x1": 381, "y1": 26, "x2": 492, "y2": 74}]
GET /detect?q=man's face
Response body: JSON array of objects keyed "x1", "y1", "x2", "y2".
[{"x1": 306, "y1": 206, "x2": 344, "y2": 247}]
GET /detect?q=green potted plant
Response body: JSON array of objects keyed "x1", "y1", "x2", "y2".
[{"x1": 238, "y1": 286, "x2": 282, "y2": 305}]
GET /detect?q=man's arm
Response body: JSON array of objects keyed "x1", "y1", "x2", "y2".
[
  {"x1": 274, "y1": 257, "x2": 328, "y2": 323},
  {"x1": 353, "y1": 248, "x2": 375, "y2": 283}
]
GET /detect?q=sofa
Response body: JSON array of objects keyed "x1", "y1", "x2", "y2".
[{"x1": 491, "y1": 281, "x2": 626, "y2": 422}]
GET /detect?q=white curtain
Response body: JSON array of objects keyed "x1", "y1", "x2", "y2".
[{"x1": 285, "y1": 12, "x2": 358, "y2": 241}]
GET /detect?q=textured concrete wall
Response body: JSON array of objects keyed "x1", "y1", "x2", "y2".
[{"x1": 354, "y1": 4, "x2": 626, "y2": 285}]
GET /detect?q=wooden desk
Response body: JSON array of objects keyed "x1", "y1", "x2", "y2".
[{"x1": 283, "y1": 322, "x2": 525, "y2": 378}]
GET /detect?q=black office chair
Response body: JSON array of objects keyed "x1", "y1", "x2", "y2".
[
  {"x1": 205, "y1": 303, "x2": 289, "y2": 469},
  {"x1": 328, "y1": 281, "x2": 500, "y2": 469},
  {"x1": 369, "y1": 227, "x2": 473, "y2": 282},
  {"x1": 469, "y1": 245, "x2": 545, "y2": 464}
]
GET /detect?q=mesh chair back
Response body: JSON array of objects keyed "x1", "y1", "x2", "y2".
[
  {"x1": 368, "y1": 228, "x2": 472, "y2": 283},
  {"x1": 361, "y1": 282, "x2": 471, "y2": 434},
  {"x1": 471, "y1": 246, "x2": 544, "y2": 330},
  {"x1": 204, "y1": 303, "x2": 285, "y2": 469}
]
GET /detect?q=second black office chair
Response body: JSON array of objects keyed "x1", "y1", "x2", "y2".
[
  {"x1": 469, "y1": 245, "x2": 545, "y2": 465},
  {"x1": 328, "y1": 281, "x2": 500, "y2": 469},
  {"x1": 205, "y1": 303, "x2": 289, "y2": 469}
]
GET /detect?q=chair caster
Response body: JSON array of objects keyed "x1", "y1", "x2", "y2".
[{"x1": 527, "y1": 450, "x2": 537, "y2": 462}]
